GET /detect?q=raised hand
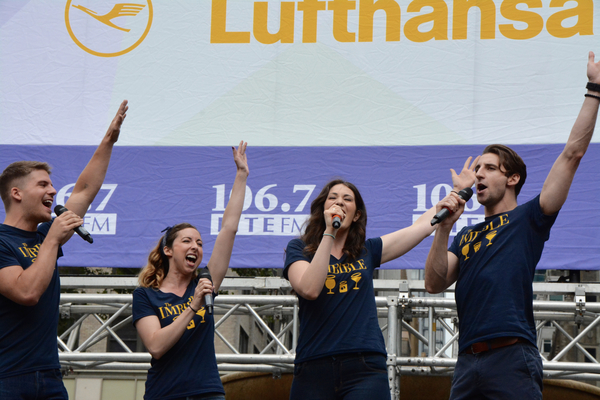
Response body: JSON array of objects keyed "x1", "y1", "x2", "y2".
[
  {"x1": 451, "y1": 156, "x2": 480, "y2": 191},
  {"x1": 106, "y1": 100, "x2": 128, "y2": 143},
  {"x1": 232, "y1": 141, "x2": 249, "y2": 176}
]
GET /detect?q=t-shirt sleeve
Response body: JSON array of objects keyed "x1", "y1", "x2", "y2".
[
  {"x1": 365, "y1": 237, "x2": 383, "y2": 269},
  {"x1": 448, "y1": 227, "x2": 466, "y2": 258},
  {"x1": 0, "y1": 242, "x2": 19, "y2": 270},
  {"x1": 529, "y1": 194, "x2": 558, "y2": 240},
  {"x1": 0, "y1": 221, "x2": 62, "y2": 270},
  {"x1": 283, "y1": 239, "x2": 308, "y2": 280},
  {"x1": 132, "y1": 287, "x2": 157, "y2": 326}
]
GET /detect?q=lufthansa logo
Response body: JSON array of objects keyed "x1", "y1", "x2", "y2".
[{"x1": 65, "y1": 1, "x2": 153, "y2": 57}]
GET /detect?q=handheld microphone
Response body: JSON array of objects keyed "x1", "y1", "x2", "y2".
[
  {"x1": 54, "y1": 205, "x2": 93, "y2": 243},
  {"x1": 198, "y1": 268, "x2": 214, "y2": 314},
  {"x1": 332, "y1": 215, "x2": 342, "y2": 229},
  {"x1": 430, "y1": 187, "x2": 474, "y2": 226}
]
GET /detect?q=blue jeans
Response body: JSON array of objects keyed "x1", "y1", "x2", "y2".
[
  {"x1": 0, "y1": 369, "x2": 68, "y2": 400},
  {"x1": 450, "y1": 342, "x2": 543, "y2": 400},
  {"x1": 290, "y1": 352, "x2": 390, "y2": 400}
]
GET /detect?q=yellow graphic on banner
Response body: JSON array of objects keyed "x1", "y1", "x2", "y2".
[
  {"x1": 72, "y1": 3, "x2": 146, "y2": 32},
  {"x1": 65, "y1": 1, "x2": 153, "y2": 57},
  {"x1": 210, "y1": 0, "x2": 593, "y2": 44}
]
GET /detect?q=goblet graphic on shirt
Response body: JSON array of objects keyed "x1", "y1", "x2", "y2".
[
  {"x1": 486, "y1": 230, "x2": 497, "y2": 246},
  {"x1": 462, "y1": 243, "x2": 470, "y2": 260},
  {"x1": 325, "y1": 275, "x2": 336, "y2": 294},
  {"x1": 474, "y1": 241, "x2": 482, "y2": 253},
  {"x1": 351, "y1": 272, "x2": 362, "y2": 290},
  {"x1": 199, "y1": 307, "x2": 206, "y2": 323}
]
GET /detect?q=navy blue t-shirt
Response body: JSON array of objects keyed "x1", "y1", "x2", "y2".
[
  {"x1": 449, "y1": 195, "x2": 557, "y2": 353},
  {"x1": 0, "y1": 221, "x2": 63, "y2": 379},
  {"x1": 284, "y1": 238, "x2": 386, "y2": 363},
  {"x1": 132, "y1": 276, "x2": 224, "y2": 400}
]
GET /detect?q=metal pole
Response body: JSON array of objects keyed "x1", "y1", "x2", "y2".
[{"x1": 387, "y1": 297, "x2": 399, "y2": 400}]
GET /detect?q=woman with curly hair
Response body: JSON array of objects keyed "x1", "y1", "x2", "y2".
[{"x1": 132, "y1": 142, "x2": 249, "y2": 400}]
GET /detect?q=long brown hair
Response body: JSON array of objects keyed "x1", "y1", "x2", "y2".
[
  {"x1": 300, "y1": 180, "x2": 367, "y2": 262},
  {"x1": 138, "y1": 223, "x2": 198, "y2": 289}
]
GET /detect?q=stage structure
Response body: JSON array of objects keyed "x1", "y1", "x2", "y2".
[{"x1": 58, "y1": 276, "x2": 600, "y2": 400}]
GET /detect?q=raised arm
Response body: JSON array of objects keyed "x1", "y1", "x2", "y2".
[
  {"x1": 540, "y1": 52, "x2": 600, "y2": 215},
  {"x1": 206, "y1": 141, "x2": 249, "y2": 291},
  {"x1": 380, "y1": 206, "x2": 436, "y2": 264},
  {"x1": 65, "y1": 100, "x2": 128, "y2": 217}
]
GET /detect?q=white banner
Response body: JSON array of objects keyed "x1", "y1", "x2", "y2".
[{"x1": 1, "y1": 0, "x2": 598, "y2": 147}]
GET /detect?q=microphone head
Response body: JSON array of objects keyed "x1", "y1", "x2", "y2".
[
  {"x1": 198, "y1": 268, "x2": 212, "y2": 281},
  {"x1": 457, "y1": 187, "x2": 474, "y2": 201},
  {"x1": 54, "y1": 205, "x2": 67, "y2": 215}
]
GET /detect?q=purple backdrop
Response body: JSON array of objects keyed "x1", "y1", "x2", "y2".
[{"x1": 0, "y1": 144, "x2": 597, "y2": 270}]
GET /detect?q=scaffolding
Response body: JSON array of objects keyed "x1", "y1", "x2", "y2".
[{"x1": 58, "y1": 276, "x2": 600, "y2": 399}]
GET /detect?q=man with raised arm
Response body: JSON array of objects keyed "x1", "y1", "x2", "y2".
[
  {"x1": 0, "y1": 100, "x2": 128, "y2": 399},
  {"x1": 425, "y1": 52, "x2": 600, "y2": 400}
]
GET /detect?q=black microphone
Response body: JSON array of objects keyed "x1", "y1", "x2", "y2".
[
  {"x1": 430, "y1": 187, "x2": 474, "y2": 226},
  {"x1": 54, "y1": 205, "x2": 93, "y2": 243},
  {"x1": 332, "y1": 215, "x2": 342, "y2": 229},
  {"x1": 198, "y1": 268, "x2": 214, "y2": 314}
]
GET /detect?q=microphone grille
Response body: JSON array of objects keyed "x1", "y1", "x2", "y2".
[{"x1": 54, "y1": 205, "x2": 67, "y2": 215}]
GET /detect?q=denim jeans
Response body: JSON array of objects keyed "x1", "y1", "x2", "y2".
[
  {"x1": 290, "y1": 352, "x2": 390, "y2": 400},
  {"x1": 0, "y1": 369, "x2": 68, "y2": 400},
  {"x1": 450, "y1": 342, "x2": 543, "y2": 400}
]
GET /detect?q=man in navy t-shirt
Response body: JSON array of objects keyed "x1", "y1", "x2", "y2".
[
  {"x1": 425, "y1": 52, "x2": 600, "y2": 399},
  {"x1": 0, "y1": 101, "x2": 128, "y2": 400}
]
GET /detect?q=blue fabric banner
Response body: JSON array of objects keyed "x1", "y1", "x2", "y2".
[{"x1": 0, "y1": 144, "x2": 597, "y2": 270}]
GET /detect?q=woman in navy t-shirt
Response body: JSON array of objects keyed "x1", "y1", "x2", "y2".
[
  {"x1": 284, "y1": 178, "x2": 448, "y2": 400},
  {"x1": 132, "y1": 142, "x2": 249, "y2": 400}
]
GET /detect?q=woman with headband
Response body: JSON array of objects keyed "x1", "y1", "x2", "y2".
[{"x1": 132, "y1": 142, "x2": 249, "y2": 400}]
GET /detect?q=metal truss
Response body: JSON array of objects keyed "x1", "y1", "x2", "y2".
[{"x1": 58, "y1": 277, "x2": 600, "y2": 399}]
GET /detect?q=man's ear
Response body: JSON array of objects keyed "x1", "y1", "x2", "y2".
[
  {"x1": 507, "y1": 173, "x2": 520, "y2": 188},
  {"x1": 10, "y1": 187, "x2": 22, "y2": 202}
]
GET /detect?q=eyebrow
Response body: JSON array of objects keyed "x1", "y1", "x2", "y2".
[
  {"x1": 330, "y1": 192, "x2": 354, "y2": 199},
  {"x1": 476, "y1": 162, "x2": 499, "y2": 170},
  {"x1": 181, "y1": 236, "x2": 202, "y2": 242}
]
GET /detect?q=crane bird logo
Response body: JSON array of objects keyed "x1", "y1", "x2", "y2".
[
  {"x1": 65, "y1": 1, "x2": 153, "y2": 57},
  {"x1": 72, "y1": 4, "x2": 146, "y2": 32}
]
